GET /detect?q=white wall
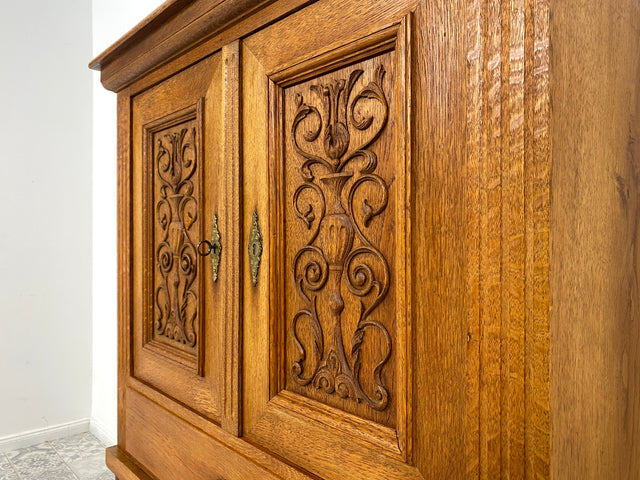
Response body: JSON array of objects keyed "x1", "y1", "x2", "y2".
[
  {"x1": 90, "y1": 0, "x2": 164, "y2": 445},
  {"x1": 0, "y1": 0, "x2": 93, "y2": 439},
  {"x1": 0, "y1": 0, "x2": 165, "y2": 448}
]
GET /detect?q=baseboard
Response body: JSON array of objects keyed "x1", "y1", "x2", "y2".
[
  {"x1": 89, "y1": 417, "x2": 116, "y2": 447},
  {"x1": 0, "y1": 418, "x2": 90, "y2": 452}
]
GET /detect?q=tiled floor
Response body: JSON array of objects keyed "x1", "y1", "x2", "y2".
[{"x1": 0, "y1": 433, "x2": 113, "y2": 480}]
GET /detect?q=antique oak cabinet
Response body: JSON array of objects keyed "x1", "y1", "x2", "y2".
[{"x1": 90, "y1": 0, "x2": 639, "y2": 478}]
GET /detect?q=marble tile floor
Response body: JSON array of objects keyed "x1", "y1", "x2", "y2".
[{"x1": 0, "y1": 433, "x2": 113, "y2": 480}]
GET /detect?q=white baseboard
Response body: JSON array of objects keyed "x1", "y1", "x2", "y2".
[
  {"x1": 0, "y1": 418, "x2": 90, "y2": 453},
  {"x1": 89, "y1": 417, "x2": 116, "y2": 447}
]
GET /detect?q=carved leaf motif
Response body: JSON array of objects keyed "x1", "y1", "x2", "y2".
[
  {"x1": 351, "y1": 312, "x2": 366, "y2": 380},
  {"x1": 293, "y1": 183, "x2": 324, "y2": 235},
  {"x1": 350, "y1": 65, "x2": 386, "y2": 130}
]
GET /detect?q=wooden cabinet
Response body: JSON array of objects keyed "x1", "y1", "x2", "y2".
[{"x1": 90, "y1": 0, "x2": 639, "y2": 478}]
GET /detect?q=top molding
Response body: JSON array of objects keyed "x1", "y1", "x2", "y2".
[{"x1": 89, "y1": 0, "x2": 314, "y2": 92}]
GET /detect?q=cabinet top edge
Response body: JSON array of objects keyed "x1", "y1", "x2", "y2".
[
  {"x1": 89, "y1": 0, "x2": 197, "y2": 72},
  {"x1": 89, "y1": 0, "x2": 302, "y2": 92}
]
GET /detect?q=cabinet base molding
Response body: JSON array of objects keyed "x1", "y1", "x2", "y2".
[{"x1": 106, "y1": 446, "x2": 154, "y2": 480}]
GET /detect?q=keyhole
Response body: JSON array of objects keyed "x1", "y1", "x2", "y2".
[{"x1": 252, "y1": 243, "x2": 258, "y2": 256}]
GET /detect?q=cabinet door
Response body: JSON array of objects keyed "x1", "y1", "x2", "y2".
[
  {"x1": 130, "y1": 54, "x2": 224, "y2": 422},
  {"x1": 241, "y1": 1, "x2": 419, "y2": 478}
]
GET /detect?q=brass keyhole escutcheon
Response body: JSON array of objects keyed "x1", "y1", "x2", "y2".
[
  {"x1": 196, "y1": 214, "x2": 222, "y2": 282},
  {"x1": 248, "y1": 211, "x2": 262, "y2": 287}
]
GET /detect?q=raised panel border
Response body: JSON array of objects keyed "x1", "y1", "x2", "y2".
[
  {"x1": 264, "y1": 13, "x2": 414, "y2": 469},
  {"x1": 141, "y1": 99, "x2": 206, "y2": 376}
]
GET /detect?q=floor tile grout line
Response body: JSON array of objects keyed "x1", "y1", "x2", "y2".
[
  {"x1": 1, "y1": 451, "x2": 21, "y2": 480},
  {"x1": 3, "y1": 450, "x2": 23, "y2": 480},
  {"x1": 52, "y1": 443, "x2": 81, "y2": 480},
  {"x1": 51, "y1": 433, "x2": 106, "y2": 480},
  {"x1": 49, "y1": 441, "x2": 79, "y2": 480}
]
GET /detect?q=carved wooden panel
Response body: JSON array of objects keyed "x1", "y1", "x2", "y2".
[
  {"x1": 282, "y1": 51, "x2": 398, "y2": 427},
  {"x1": 142, "y1": 100, "x2": 205, "y2": 373}
]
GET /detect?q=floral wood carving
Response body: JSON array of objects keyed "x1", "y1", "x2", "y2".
[
  {"x1": 154, "y1": 124, "x2": 199, "y2": 349},
  {"x1": 290, "y1": 65, "x2": 391, "y2": 411}
]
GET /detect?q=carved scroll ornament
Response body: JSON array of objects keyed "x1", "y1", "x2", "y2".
[
  {"x1": 154, "y1": 126, "x2": 199, "y2": 348},
  {"x1": 290, "y1": 65, "x2": 392, "y2": 411}
]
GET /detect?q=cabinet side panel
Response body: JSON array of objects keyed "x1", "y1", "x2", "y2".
[
  {"x1": 528, "y1": 0, "x2": 551, "y2": 476},
  {"x1": 465, "y1": 0, "x2": 551, "y2": 477},
  {"x1": 550, "y1": 0, "x2": 640, "y2": 478},
  {"x1": 117, "y1": 90, "x2": 133, "y2": 449}
]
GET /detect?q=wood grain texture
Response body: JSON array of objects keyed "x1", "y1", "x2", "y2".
[
  {"x1": 221, "y1": 39, "x2": 243, "y2": 436},
  {"x1": 465, "y1": 0, "x2": 482, "y2": 475},
  {"x1": 128, "y1": 377, "x2": 314, "y2": 480},
  {"x1": 89, "y1": 0, "x2": 249, "y2": 84},
  {"x1": 125, "y1": 389, "x2": 280, "y2": 480},
  {"x1": 528, "y1": 0, "x2": 551, "y2": 475},
  {"x1": 243, "y1": 0, "x2": 418, "y2": 75},
  {"x1": 240, "y1": 42, "x2": 270, "y2": 437},
  {"x1": 502, "y1": 2, "x2": 527, "y2": 478},
  {"x1": 116, "y1": 90, "x2": 133, "y2": 450},
  {"x1": 411, "y1": 0, "x2": 469, "y2": 477},
  {"x1": 478, "y1": 0, "x2": 504, "y2": 475},
  {"x1": 464, "y1": 0, "x2": 551, "y2": 477},
  {"x1": 550, "y1": 0, "x2": 640, "y2": 477},
  {"x1": 246, "y1": 396, "x2": 423, "y2": 480}
]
